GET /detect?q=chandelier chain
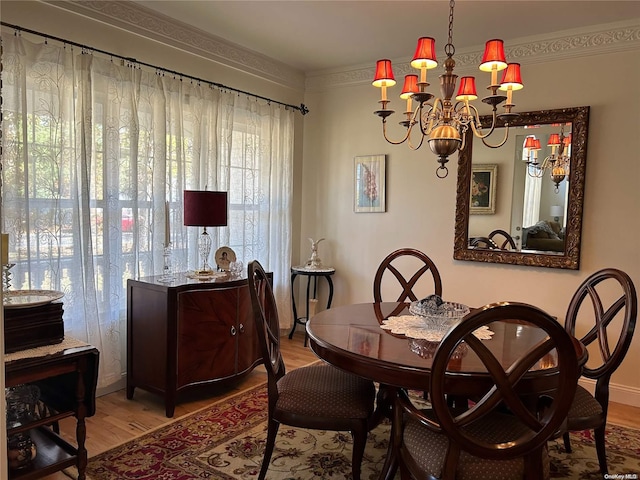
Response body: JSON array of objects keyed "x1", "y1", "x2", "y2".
[{"x1": 445, "y1": 0, "x2": 456, "y2": 58}]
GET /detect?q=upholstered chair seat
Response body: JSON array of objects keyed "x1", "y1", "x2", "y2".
[
  {"x1": 403, "y1": 412, "x2": 551, "y2": 480},
  {"x1": 276, "y1": 364, "x2": 375, "y2": 421},
  {"x1": 565, "y1": 385, "x2": 604, "y2": 426}
]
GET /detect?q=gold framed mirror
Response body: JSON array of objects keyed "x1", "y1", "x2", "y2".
[{"x1": 454, "y1": 106, "x2": 590, "y2": 269}]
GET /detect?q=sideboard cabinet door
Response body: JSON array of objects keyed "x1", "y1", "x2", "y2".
[{"x1": 176, "y1": 287, "x2": 239, "y2": 387}]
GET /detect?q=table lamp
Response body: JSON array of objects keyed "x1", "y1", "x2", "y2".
[
  {"x1": 550, "y1": 205, "x2": 563, "y2": 222},
  {"x1": 184, "y1": 190, "x2": 228, "y2": 275}
]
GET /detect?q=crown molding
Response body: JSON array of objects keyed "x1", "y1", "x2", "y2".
[
  {"x1": 306, "y1": 19, "x2": 640, "y2": 92},
  {"x1": 42, "y1": 0, "x2": 306, "y2": 91}
]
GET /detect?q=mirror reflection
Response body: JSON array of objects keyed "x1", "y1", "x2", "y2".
[{"x1": 454, "y1": 107, "x2": 590, "y2": 270}]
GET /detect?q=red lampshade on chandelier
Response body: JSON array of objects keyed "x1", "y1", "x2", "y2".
[
  {"x1": 522, "y1": 125, "x2": 572, "y2": 192},
  {"x1": 372, "y1": 0, "x2": 524, "y2": 178}
]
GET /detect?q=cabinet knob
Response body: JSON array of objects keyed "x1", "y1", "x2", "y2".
[
  {"x1": 239, "y1": 323, "x2": 245, "y2": 333},
  {"x1": 230, "y1": 326, "x2": 237, "y2": 336}
]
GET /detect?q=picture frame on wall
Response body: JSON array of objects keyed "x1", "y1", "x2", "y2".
[
  {"x1": 470, "y1": 164, "x2": 497, "y2": 215},
  {"x1": 354, "y1": 154, "x2": 386, "y2": 213}
]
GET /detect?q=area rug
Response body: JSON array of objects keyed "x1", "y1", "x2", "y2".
[{"x1": 81, "y1": 384, "x2": 640, "y2": 480}]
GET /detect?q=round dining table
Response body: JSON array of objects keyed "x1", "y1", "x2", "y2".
[
  {"x1": 306, "y1": 302, "x2": 585, "y2": 397},
  {"x1": 306, "y1": 302, "x2": 586, "y2": 480}
]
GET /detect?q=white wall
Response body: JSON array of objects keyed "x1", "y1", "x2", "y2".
[{"x1": 301, "y1": 43, "x2": 640, "y2": 404}]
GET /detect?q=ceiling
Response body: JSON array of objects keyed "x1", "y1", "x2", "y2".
[{"x1": 132, "y1": 1, "x2": 640, "y2": 73}]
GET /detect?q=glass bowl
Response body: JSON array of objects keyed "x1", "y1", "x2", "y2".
[{"x1": 408, "y1": 301, "x2": 470, "y2": 331}]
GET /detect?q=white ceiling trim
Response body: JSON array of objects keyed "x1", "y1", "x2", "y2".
[
  {"x1": 44, "y1": 0, "x2": 306, "y2": 91},
  {"x1": 40, "y1": 1, "x2": 639, "y2": 95},
  {"x1": 306, "y1": 19, "x2": 640, "y2": 92}
]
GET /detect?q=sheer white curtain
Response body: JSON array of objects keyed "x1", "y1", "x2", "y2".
[
  {"x1": 522, "y1": 140, "x2": 541, "y2": 228},
  {"x1": 1, "y1": 34, "x2": 294, "y2": 390}
]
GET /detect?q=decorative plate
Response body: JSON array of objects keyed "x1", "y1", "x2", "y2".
[
  {"x1": 3, "y1": 290, "x2": 65, "y2": 309},
  {"x1": 214, "y1": 246, "x2": 236, "y2": 271}
]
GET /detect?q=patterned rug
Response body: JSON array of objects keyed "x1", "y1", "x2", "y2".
[{"x1": 81, "y1": 384, "x2": 640, "y2": 480}]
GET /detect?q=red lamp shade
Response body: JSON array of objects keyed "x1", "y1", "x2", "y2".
[
  {"x1": 372, "y1": 59, "x2": 396, "y2": 87},
  {"x1": 183, "y1": 190, "x2": 228, "y2": 227},
  {"x1": 499, "y1": 63, "x2": 524, "y2": 91},
  {"x1": 563, "y1": 134, "x2": 572, "y2": 146},
  {"x1": 455, "y1": 76, "x2": 478, "y2": 101},
  {"x1": 547, "y1": 134, "x2": 561, "y2": 147},
  {"x1": 400, "y1": 75, "x2": 419, "y2": 99},
  {"x1": 533, "y1": 139, "x2": 542, "y2": 150},
  {"x1": 410, "y1": 37, "x2": 438, "y2": 70},
  {"x1": 480, "y1": 39, "x2": 507, "y2": 72},
  {"x1": 524, "y1": 136, "x2": 538, "y2": 149}
]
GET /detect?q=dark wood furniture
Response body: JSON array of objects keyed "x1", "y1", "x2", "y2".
[
  {"x1": 561, "y1": 268, "x2": 637, "y2": 474},
  {"x1": 126, "y1": 273, "x2": 267, "y2": 417},
  {"x1": 393, "y1": 302, "x2": 579, "y2": 480},
  {"x1": 307, "y1": 302, "x2": 585, "y2": 392},
  {"x1": 5, "y1": 343, "x2": 99, "y2": 480},
  {"x1": 288, "y1": 266, "x2": 335, "y2": 346},
  {"x1": 373, "y1": 248, "x2": 442, "y2": 303},
  {"x1": 249, "y1": 261, "x2": 375, "y2": 480},
  {"x1": 4, "y1": 302, "x2": 64, "y2": 353},
  {"x1": 306, "y1": 302, "x2": 586, "y2": 480},
  {"x1": 488, "y1": 228, "x2": 518, "y2": 250}
]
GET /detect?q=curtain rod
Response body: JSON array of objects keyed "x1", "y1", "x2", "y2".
[{"x1": 0, "y1": 21, "x2": 309, "y2": 116}]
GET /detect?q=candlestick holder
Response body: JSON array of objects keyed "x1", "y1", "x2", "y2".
[{"x1": 159, "y1": 244, "x2": 174, "y2": 283}]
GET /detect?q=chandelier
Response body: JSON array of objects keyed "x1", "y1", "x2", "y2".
[
  {"x1": 372, "y1": 0, "x2": 523, "y2": 178},
  {"x1": 523, "y1": 124, "x2": 571, "y2": 192}
]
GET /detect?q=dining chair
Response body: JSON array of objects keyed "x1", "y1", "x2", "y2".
[
  {"x1": 469, "y1": 236, "x2": 499, "y2": 249},
  {"x1": 560, "y1": 268, "x2": 637, "y2": 475},
  {"x1": 393, "y1": 302, "x2": 580, "y2": 480},
  {"x1": 247, "y1": 260, "x2": 376, "y2": 480},
  {"x1": 373, "y1": 248, "x2": 442, "y2": 303},
  {"x1": 488, "y1": 229, "x2": 517, "y2": 250}
]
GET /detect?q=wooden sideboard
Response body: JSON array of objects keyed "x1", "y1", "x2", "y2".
[
  {"x1": 5, "y1": 342, "x2": 99, "y2": 480},
  {"x1": 126, "y1": 273, "x2": 267, "y2": 417}
]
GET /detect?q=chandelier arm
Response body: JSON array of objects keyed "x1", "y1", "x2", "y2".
[
  {"x1": 480, "y1": 124, "x2": 510, "y2": 148},
  {"x1": 467, "y1": 105, "x2": 500, "y2": 140},
  {"x1": 419, "y1": 99, "x2": 440, "y2": 136},
  {"x1": 381, "y1": 119, "x2": 413, "y2": 145},
  {"x1": 407, "y1": 130, "x2": 426, "y2": 150},
  {"x1": 527, "y1": 163, "x2": 544, "y2": 178}
]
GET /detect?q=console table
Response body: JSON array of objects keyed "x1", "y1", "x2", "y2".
[
  {"x1": 289, "y1": 266, "x2": 335, "y2": 346},
  {"x1": 4, "y1": 339, "x2": 99, "y2": 480},
  {"x1": 127, "y1": 273, "x2": 267, "y2": 417}
]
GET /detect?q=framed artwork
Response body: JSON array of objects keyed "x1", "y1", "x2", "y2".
[
  {"x1": 354, "y1": 154, "x2": 386, "y2": 213},
  {"x1": 214, "y1": 246, "x2": 236, "y2": 271},
  {"x1": 470, "y1": 164, "x2": 497, "y2": 215}
]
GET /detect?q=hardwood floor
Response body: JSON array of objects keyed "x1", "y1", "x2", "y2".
[
  {"x1": 36, "y1": 330, "x2": 640, "y2": 479},
  {"x1": 39, "y1": 331, "x2": 316, "y2": 479}
]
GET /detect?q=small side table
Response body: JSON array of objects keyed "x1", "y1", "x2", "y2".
[{"x1": 289, "y1": 266, "x2": 335, "y2": 346}]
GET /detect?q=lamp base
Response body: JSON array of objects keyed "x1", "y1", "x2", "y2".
[{"x1": 194, "y1": 268, "x2": 214, "y2": 276}]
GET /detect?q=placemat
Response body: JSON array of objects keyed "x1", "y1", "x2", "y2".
[{"x1": 380, "y1": 315, "x2": 494, "y2": 342}]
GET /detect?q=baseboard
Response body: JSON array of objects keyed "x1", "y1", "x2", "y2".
[{"x1": 579, "y1": 378, "x2": 640, "y2": 407}]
